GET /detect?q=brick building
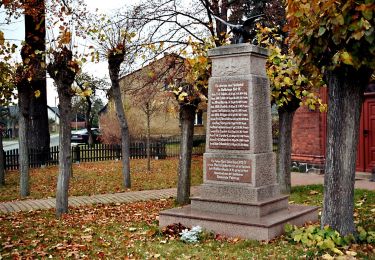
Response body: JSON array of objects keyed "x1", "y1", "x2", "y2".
[
  {"x1": 99, "y1": 54, "x2": 207, "y2": 143},
  {"x1": 291, "y1": 87, "x2": 375, "y2": 173}
]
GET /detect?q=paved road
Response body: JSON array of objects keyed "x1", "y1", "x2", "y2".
[{"x1": 3, "y1": 134, "x2": 59, "y2": 151}]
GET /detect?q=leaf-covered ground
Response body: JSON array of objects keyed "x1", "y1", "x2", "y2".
[
  {"x1": 0, "y1": 157, "x2": 203, "y2": 201},
  {"x1": 290, "y1": 185, "x2": 375, "y2": 232},
  {"x1": 0, "y1": 186, "x2": 374, "y2": 259}
]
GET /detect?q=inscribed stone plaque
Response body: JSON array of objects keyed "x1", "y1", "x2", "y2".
[
  {"x1": 209, "y1": 81, "x2": 250, "y2": 150},
  {"x1": 206, "y1": 158, "x2": 252, "y2": 183}
]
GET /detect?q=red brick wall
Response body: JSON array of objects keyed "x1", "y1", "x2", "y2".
[
  {"x1": 290, "y1": 87, "x2": 373, "y2": 172},
  {"x1": 291, "y1": 88, "x2": 327, "y2": 166}
]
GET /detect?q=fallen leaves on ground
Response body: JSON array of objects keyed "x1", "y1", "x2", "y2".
[
  {"x1": 162, "y1": 223, "x2": 187, "y2": 239},
  {"x1": 0, "y1": 157, "x2": 203, "y2": 202},
  {"x1": 0, "y1": 187, "x2": 374, "y2": 259},
  {"x1": 0, "y1": 199, "x2": 173, "y2": 259}
]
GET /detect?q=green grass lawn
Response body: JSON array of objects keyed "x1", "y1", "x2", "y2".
[{"x1": 0, "y1": 186, "x2": 374, "y2": 259}]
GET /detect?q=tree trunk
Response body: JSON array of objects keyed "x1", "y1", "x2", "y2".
[
  {"x1": 0, "y1": 131, "x2": 4, "y2": 186},
  {"x1": 146, "y1": 104, "x2": 151, "y2": 172},
  {"x1": 18, "y1": 85, "x2": 31, "y2": 197},
  {"x1": 24, "y1": 0, "x2": 49, "y2": 165},
  {"x1": 55, "y1": 83, "x2": 73, "y2": 217},
  {"x1": 277, "y1": 109, "x2": 296, "y2": 194},
  {"x1": 112, "y1": 86, "x2": 131, "y2": 188},
  {"x1": 28, "y1": 88, "x2": 50, "y2": 165},
  {"x1": 108, "y1": 53, "x2": 131, "y2": 188},
  {"x1": 47, "y1": 47, "x2": 76, "y2": 217},
  {"x1": 19, "y1": 113, "x2": 30, "y2": 197},
  {"x1": 322, "y1": 67, "x2": 370, "y2": 236},
  {"x1": 177, "y1": 104, "x2": 196, "y2": 205},
  {"x1": 16, "y1": 0, "x2": 46, "y2": 197}
]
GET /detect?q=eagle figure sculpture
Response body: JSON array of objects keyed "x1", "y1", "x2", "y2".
[{"x1": 213, "y1": 14, "x2": 263, "y2": 44}]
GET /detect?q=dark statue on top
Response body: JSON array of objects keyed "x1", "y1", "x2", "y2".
[{"x1": 213, "y1": 14, "x2": 263, "y2": 44}]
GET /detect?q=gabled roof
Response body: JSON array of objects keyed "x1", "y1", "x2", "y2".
[
  {"x1": 98, "y1": 104, "x2": 108, "y2": 115},
  {"x1": 119, "y1": 53, "x2": 184, "y2": 82},
  {"x1": 47, "y1": 106, "x2": 60, "y2": 117}
]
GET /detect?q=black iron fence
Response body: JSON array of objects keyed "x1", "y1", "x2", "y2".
[{"x1": 3, "y1": 135, "x2": 208, "y2": 171}]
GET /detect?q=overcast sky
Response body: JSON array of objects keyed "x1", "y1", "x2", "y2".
[{"x1": 0, "y1": 0, "x2": 140, "y2": 106}]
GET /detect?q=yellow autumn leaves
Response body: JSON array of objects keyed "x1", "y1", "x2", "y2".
[
  {"x1": 72, "y1": 84, "x2": 93, "y2": 97},
  {"x1": 169, "y1": 37, "x2": 214, "y2": 105},
  {"x1": 0, "y1": 31, "x2": 4, "y2": 46},
  {"x1": 33, "y1": 85, "x2": 92, "y2": 99},
  {"x1": 286, "y1": 0, "x2": 375, "y2": 71},
  {"x1": 257, "y1": 25, "x2": 327, "y2": 112},
  {"x1": 34, "y1": 90, "x2": 41, "y2": 98}
]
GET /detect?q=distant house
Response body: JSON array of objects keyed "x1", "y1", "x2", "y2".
[
  {"x1": 48, "y1": 106, "x2": 60, "y2": 124},
  {"x1": 0, "y1": 107, "x2": 9, "y2": 136},
  {"x1": 2, "y1": 106, "x2": 18, "y2": 139},
  {"x1": 97, "y1": 104, "x2": 108, "y2": 129},
  {"x1": 99, "y1": 53, "x2": 207, "y2": 143},
  {"x1": 48, "y1": 106, "x2": 60, "y2": 132},
  {"x1": 70, "y1": 113, "x2": 86, "y2": 130},
  {"x1": 0, "y1": 105, "x2": 60, "y2": 138}
]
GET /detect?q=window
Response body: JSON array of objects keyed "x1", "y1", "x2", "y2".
[{"x1": 195, "y1": 110, "x2": 203, "y2": 126}]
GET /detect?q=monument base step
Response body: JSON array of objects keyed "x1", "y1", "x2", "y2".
[
  {"x1": 190, "y1": 195, "x2": 289, "y2": 218},
  {"x1": 159, "y1": 204, "x2": 318, "y2": 241}
]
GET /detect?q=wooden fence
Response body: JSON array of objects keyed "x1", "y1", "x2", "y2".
[
  {"x1": 3, "y1": 135, "x2": 207, "y2": 171},
  {"x1": 3, "y1": 135, "x2": 278, "y2": 171}
]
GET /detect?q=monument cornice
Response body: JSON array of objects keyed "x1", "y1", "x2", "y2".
[{"x1": 208, "y1": 43, "x2": 268, "y2": 58}]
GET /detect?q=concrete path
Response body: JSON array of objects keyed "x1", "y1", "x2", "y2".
[
  {"x1": 0, "y1": 188, "x2": 185, "y2": 214},
  {"x1": 0, "y1": 173, "x2": 373, "y2": 214},
  {"x1": 291, "y1": 172, "x2": 375, "y2": 190}
]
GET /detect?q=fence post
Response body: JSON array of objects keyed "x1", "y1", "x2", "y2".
[
  {"x1": 116, "y1": 144, "x2": 121, "y2": 160},
  {"x1": 2, "y1": 149, "x2": 5, "y2": 171},
  {"x1": 157, "y1": 138, "x2": 167, "y2": 159},
  {"x1": 74, "y1": 145, "x2": 80, "y2": 163}
]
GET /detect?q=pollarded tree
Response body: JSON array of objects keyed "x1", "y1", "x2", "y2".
[
  {"x1": 246, "y1": 0, "x2": 305, "y2": 194},
  {"x1": 47, "y1": 44, "x2": 80, "y2": 217},
  {"x1": 286, "y1": 0, "x2": 374, "y2": 235},
  {"x1": 268, "y1": 45, "x2": 325, "y2": 194},
  {"x1": 45, "y1": 0, "x2": 90, "y2": 217},
  {"x1": 90, "y1": 10, "x2": 143, "y2": 188},
  {"x1": 257, "y1": 26, "x2": 325, "y2": 194},
  {"x1": 107, "y1": 42, "x2": 132, "y2": 188},
  {"x1": 136, "y1": 0, "x2": 242, "y2": 204},
  {"x1": 167, "y1": 38, "x2": 213, "y2": 205}
]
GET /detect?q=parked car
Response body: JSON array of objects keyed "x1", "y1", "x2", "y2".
[{"x1": 71, "y1": 128, "x2": 101, "y2": 144}]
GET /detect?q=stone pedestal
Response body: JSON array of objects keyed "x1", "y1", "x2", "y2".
[{"x1": 159, "y1": 44, "x2": 318, "y2": 241}]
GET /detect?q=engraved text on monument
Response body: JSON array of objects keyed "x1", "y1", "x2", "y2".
[{"x1": 209, "y1": 81, "x2": 250, "y2": 149}]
